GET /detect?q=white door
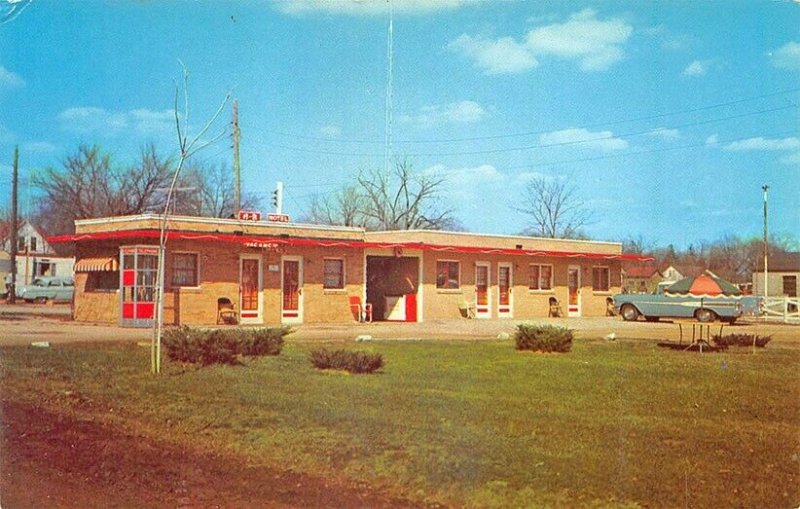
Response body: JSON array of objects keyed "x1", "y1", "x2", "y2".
[
  {"x1": 568, "y1": 265, "x2": 581, "y2": 317},
  {"x1": 497, "y1": 262, "x2": 513, "y2": 318},
  {"x1": 239, "y1": 256, "x2": 262, "y2": 324},
  {"x1": 474, "y1": 262, "x2": 491, "y2": 319},
  {"x1": 281, "y1": 256, "x2": 303, "y2": 324}
]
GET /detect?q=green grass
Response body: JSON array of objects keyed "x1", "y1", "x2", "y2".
[{"x1": 2, "y1": 338, "x2": 799, "y2": 508}]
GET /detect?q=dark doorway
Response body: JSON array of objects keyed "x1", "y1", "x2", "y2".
[{"x1": 366, "y1": 256, "x2": 419, "y2": 322}]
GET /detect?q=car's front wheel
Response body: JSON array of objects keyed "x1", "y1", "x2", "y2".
[
  {"x1": 34, "y1": 296, "x2": 48, "y2": 304},
  {"x1": 620, "y1": 304, "x2": 640, "y2": 321}
]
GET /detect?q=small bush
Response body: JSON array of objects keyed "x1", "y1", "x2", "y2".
[
  {"x1": 163, "y1": 326, "x2": 291, "y2": 365},
  {"x1": 712, "y1": 333, "x2": 771, "y2": 349},
  {"x1": 309, "y1": 348, "x2": 384, "y2": 374},
  {"x1": 514, "y1": 323, "x2": 573, "y2": 353}
]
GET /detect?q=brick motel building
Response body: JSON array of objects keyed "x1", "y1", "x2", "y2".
[{"x1": 50, "y1": 214, "x2": 650, "y2": 327}]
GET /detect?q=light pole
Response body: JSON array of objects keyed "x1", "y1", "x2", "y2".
[{"x1": 762, "y1": 184, "x2": 769, "y2": 299}]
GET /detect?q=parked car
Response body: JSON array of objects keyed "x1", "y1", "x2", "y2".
[
  {"x1": 15, "y1": 276, "x2": 75, "y2": 303},
  {"x1": 613, "y1": 282, "x2": 743, "y2": 323}
]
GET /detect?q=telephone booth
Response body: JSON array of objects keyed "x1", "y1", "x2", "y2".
[{"x1": 120, "y1": 246, "x2": 159, "y2": 327}]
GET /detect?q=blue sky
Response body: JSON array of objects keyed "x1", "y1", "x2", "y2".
[{"x1": 0, "y1": 0, "x2": 798, "y2": 249}]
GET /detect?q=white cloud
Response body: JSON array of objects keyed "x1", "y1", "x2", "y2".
[
  {"x1": 58, "y1": 106, "x2": 175, "y2": 137},
  {"x1": 769, "y1": 41, "x2": 800, "y2": 70},
  {"x1": 642, "y1": 25, "x2": 692, "y2": 51},
  {"x1": 449, "y1": 9, "x2": 632, "y2": 74},
  {"x1": 0, "y1": 65, "x2": 24, "y2": 88},
  {"x1": 682, "y1": 60, "x2": 706, "y2": 76},
  {"x1": 539, "y1": 128, "x2": 628, "y2": 152},
  {"x1": 22, "y1": 141, "x2": 57, "y2": 153},
  {"x1": 319, "y1": 125, "x2": 341, "y2": 137},
  {"x1": 277, "y1": 0, "x2": 472, "y2": 16},
  {"x1": 400, "y1": 100, "x2": 488, "y2": 127},
  {"x1": 705, "y1": 133, "x2": 719, "y2": 145},
  {"x1": 724, "y1": 136, "x2": 800, "y2": 166},
  {"x1": 724, "y1": 137, "x2": 800, "y2": 151},
  {"x1": 447, "y1": 35, "x2": 538, "y2": 75},
  {"x1": 648, "y1": 127, "x2": 681, "y2": 140},
  {"x1": 0, "y1": 123, "x2": 14, "y2": 143},
  {"x1": 525, "y1": 9, "x2": 633, "y2": 71},
  {"x1": 426, "y1": 163, "x2": 505, "y2": 201}
]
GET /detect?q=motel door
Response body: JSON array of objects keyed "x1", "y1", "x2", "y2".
[
  {"x1": 239, "y1": 256, "x2": 262, "y2": 324},
  {"x1": 281, "y1": 256, "x2": 303, "y2": 324},
  {"x1": 120, "y1": 246, "x2": 158, "y2": 327},
  {"x1": 497, "y1": 262, "x2": 513, "y2": 318},
  {"x1": 568, "y1": 265, "x2": 581, "y2": 317},
  {"x1": 474, "y1": 262, "x2": 491, "y2": 319}
]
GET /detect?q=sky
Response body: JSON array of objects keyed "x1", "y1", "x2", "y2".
[{"x1": 0, "y1": 0, "x2": 798, "y2": 249}]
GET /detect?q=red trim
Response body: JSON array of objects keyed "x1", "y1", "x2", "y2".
[{"x1": 49, "y1": 229, "x2": 654, "y2": 261}]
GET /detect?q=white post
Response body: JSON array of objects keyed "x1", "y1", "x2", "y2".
[
  {"x1": 762, "y1": 184, "x2": 769, "y2": 298},
  {"x1": 275, "y1": 181, "x2": 284, "y2": 214}
]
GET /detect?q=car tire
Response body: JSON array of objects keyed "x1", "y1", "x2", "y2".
[
  {"x1": 695, "y1": 308, "x2": 716, "y2": 323},
  {"x1": 34, "y1": 296, "x2": 48, "y2": 304},
  {"x1": 620, "y1": 304, "x2": 639, "y2": 321}
]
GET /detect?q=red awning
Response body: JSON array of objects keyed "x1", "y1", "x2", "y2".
[
  {"x1": 75, "y1": 256, "x2": 119, "y2": 272},
  {"x1": 49, "y1": 229, "x2": 653, "y2": 262}
]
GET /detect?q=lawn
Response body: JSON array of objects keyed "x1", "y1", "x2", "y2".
[{"x1": 2, "y1": 335, "x2": 798, "y2": 508}]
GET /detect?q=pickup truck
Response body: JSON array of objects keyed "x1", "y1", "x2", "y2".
[{"x1": 613, "y1": 282, "x2": 743, "y2": 323}]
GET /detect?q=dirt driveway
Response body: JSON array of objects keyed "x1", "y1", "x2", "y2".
[{"x1": 0, "y1": 309, "x2": 796, "y2": 346}]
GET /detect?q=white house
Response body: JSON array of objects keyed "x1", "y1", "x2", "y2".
[
  {"x1": 752, "y1": 252, "x2": 800, "y2": 297},
  {"x1": 1, "y1": 219, "x2": 75, "y2": 287}
]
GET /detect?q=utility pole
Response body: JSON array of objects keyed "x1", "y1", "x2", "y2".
[
  {"x1": 8, "y1": 146, "x2": 18, "y2": 303},
  {"x1": 762, "y1": 184, "x2": 769, "y2": 298},
  {"x1": 232, "y1": 100, "x2": 241, "y2": 214}
]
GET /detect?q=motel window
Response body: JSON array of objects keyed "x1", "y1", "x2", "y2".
[
  {"x1": 593, "y1": 266, "x2": 610, "y2": 292},
  {"x1": 529, "y1": 264, "x2": 553, "y2": 290},
  {"x1": 323, "y1": 258, "x2": 345, "y2": 290},
  {"x1": 86, "y1": 271, "x2": 119, "y2": 292},
  {"x1": 30, "y1": 236, "x2": 37, "y2": 252},
  {"x1": 784, "y1": 276, "x2": 797, "y2": 297},
  {"x1": 436, "y1": 261, "x2": 460, "y2": 289},
  {"x1": 171, "y1": 253, "x2": 199, "y2": 287}
]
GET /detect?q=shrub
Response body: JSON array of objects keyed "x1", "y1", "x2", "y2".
[
  {"x1": 514, "y1": 323, "x2": 573, "y2": 353},
  {"x1": 309, "y1": 348, "x2": 384, "y2": 374},
  {"x1": 162, "y1": 326, "x2": 291, "y2": 365},
  {"x1": 712, "y1": 333, "x2": 771, "y2": 349}
]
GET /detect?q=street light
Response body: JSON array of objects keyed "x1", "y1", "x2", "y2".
[{"x1": 762, "y1": 184, "x2": 769, "y2": 299}]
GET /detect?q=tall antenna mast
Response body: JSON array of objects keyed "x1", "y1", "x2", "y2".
[
  {"x1": 384, "y1": 0, "x2": 393, "y2": 176},
  {"x1": 232, "y1": 99, "x2": 241, "y2": 213}
]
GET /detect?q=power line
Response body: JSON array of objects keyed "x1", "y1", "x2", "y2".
[
  {"x1": 262, "y1": 104, "x2": 799, "y2": 158},
  {"x1": 262, "y1": 86, "x2": 800, "y2": 146}
]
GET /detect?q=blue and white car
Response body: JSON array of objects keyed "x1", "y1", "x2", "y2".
[
  {"x1": 15, "y1": 276, "x2": 75, "y2": 303},
  {"x1": 613, "y1": 282, "x2": 743, "y2": 323}
]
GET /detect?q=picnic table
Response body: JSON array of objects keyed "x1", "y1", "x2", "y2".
[{"x1": 673, "y1": 320, "x2": 725, "y2": 352}]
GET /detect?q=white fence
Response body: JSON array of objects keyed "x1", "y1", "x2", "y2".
[{"x1": 759, "y1": 297, "x2": 800, "y2": 324}]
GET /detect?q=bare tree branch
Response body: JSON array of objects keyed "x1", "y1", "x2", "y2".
[{"x1": 516, "y1": 176, "x2": 593, "y2": 239}]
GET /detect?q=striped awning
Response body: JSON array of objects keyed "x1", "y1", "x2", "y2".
[{"x1": 75, "y1": 257, "x2": 119, "y2": 272}]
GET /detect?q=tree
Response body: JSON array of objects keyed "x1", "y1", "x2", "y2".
[
  {"x1": 517, "y1": 175, "x2": 592, "y2": 239},
  {"x1": 175, "y1": 161, "x2": 262, "y2": 218},
  {"x1": 31, "y1": 144, "x2": 173, "y2": 235},
  {"x1": 303, "y1": 159, "x2": 459, "y2": 231},
  {"x1": 303, "y1": 184, "x2": 368, "y2": 228}
]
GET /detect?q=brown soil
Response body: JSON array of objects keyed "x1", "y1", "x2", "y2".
[{"x1": 0, "y1": 399, "x2": 428, "y2": 509}]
